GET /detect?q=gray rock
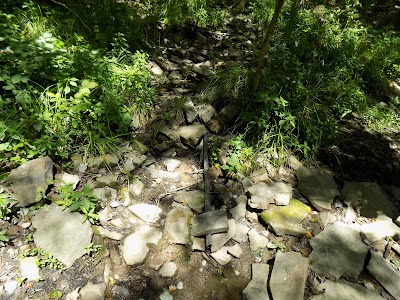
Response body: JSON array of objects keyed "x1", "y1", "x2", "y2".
[
  {"x1": 389, "y1": 81, "x2": 400, "y2": 97},
  {"x1": 120, "y1": 225, "x2": 162, "y2": 265},
  {"x1": 259, "y1": 199, "x2": 311, "y2": 236},
  {"x1": 236, "y1": 195, "x2": 248, "y2": 204},
  {"x1": 174, "y1": 190, "x2": 204, "y2": 213},
  {"x1": 196, "y1": 104, "x2": 216, "y2": 123},
  {"x1": 210, "y1": 246, "x2": 232, "y2": 265},
  {"x1": 163, "y1": 158, "x2": 181, "y2": 172},
  {"x1": 230, "y1": 203, "x2": 246, "y2": 221},
  {"x1": 146, "y1": 165, "x2": 180, "y2": 182},
  {"x1": 367, "y1": 250, "x2": 400, "y2": 300},
  {"x1": 164, "y1": 208, "x2": 193, "y2": 245},
  {"x1": 246, "y1": 210, "x2": 258, "y2": 222},
  {"x1": 92, "y1": 187, "x2": 117, "y2": 202},
  {"x1": 129, "y1": 178, "x2": 144, "y2": 197},
  {"x1": 79, "y1": 282, "x2": 106, "y2": 300},
  {"x1": 233, "y1": 223, "x2": 250, "y2": 243},
  {"x1": 96, "y1": 174, "x2": 119, "y2": 188},
  {"x1": 217, "y1": 104, "x2": 240, "y2": 124},
  {"x1": 124, "y1": 151, "x2": 147, "y2": 166},
  {"x1": 242, "y1": 264, "x2": 270, "y2": 300},
  {"x1": 54, "y1": 172, "x2": 80, "y2": 190},
  {"x1": 183, "y1": 99, "x2": 197, "y2": 123},
  {"x1": 159, "y1": 126, "x2": 181, "y2": 143},
  {"x1": 248, "y1": 229, "x2": 269, "y2": 251},
  {"x1": 342, "y1": 182, "x2": 399, "y2": 218},
  {"x1": 150, "y1": 62, "x2": 163, "y2": 75},
  {"x1": 192, "y1": 237, "x2": 205, "y2": 251},
  {"x1": 128, "y1": 203, "x2": 162, "y2": 223},
  {"x1": 361, "y1": 214, "x2": 400, "y2": 242},
  {"x1": 159, "y1": 261, "x2": 178, "y2": 278},
  {"x1": 227, "y1": 243, "x2": 243, "y2": 258},
  {"x1": 297, "y1": 167, "x2": 339, "y2": 211},
  {"x1": 319, "y1": 212, "x2": 337, "y2": 228},
  {"x1": 87, "y1": 156, "x2": 103, "y2": 168},
  {"x1": 103, "y1": 154, "x2": 119, "y2": 167},
  {"x1": 247, "y1": 182, "x2": 292, "y2": 209},
  {"x1": 211, "y1": 219, "x2": 236, "y2": 252},
  {"x1": 111, "y1": 285, "x2": 130, "y2": 300},
  {"x1": 249, "y1": 168, "x2": 270, "y2": 184},
  {"x1": 131, "y1": 140, "x2": 149, "y2": 154},
  {"x1": 8, "y1": 156, "x2": 53, "y2": 207},
  {"x1": 270, "y1": 251, "x2": 309, "y2": 300},
  {"x1": 31, "y1": 204, "x2": 93, "y2": 268},
  {"x1": 178, "y1": 124, "x2": 207, "y2": 147},
  {"x1": 242, "y1": 177, "x2": 253, "y2": 192},
  {"x1": 309, "y1": 222, "x2": 369, "y2": 279},
  {"x1": 93, "y1": 226, "x2": 123, "y2": 241},
  {"x1": 169, "y1": 70, "x2": 182, "y2": 80},
  {"x1": 192, "y1": 210, "x2": 229, "y2": 236},
  {"x1": 192, "y1": 63, "x2": 213, "y2": 76},
  {"x1": 309, "y1": 280, "x2": 385, "y2": 300}
]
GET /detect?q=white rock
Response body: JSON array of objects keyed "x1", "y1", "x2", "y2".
[
  {"x1": 248, "y1": 229, "x2": 269, "y2": 251},
  {"x1": 163, "y1": 158, "x2": 181, "y2": 172},
  {"x1": 227, "y1": 243, "x2": 243, "y2": 258},
  {"x1": 210, "y1": 246, "x2": 232, "y2": 265},
  {"x1": 19, "y1": 257, "x2": 40, "y2": 281},
  {"x1": 361, "y1": 214, "x2": 400, "y2": 242},
  {"x1": 4, "y1": 281, "x2": 17, "y2": 294},
  {"x1": 159, "y1": 291, "x2": 173, "y2": 300},
  {"x1": 55, "y1": 172, "x2": 80, "y2": 190},
  {"x1": 159, "y1": 261, "x2": 178, "y2": 278},
  {"x1": 128, "y1": 203, "x2": 162, "y2": 223},
  {"x1": 177, "y1": 282, "x2": 183, "y2": 289}
]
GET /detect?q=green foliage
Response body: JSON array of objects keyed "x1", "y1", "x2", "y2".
[
  {"x1": 20, "y1": 247, "x2": 65, "y2": 270},
  {"x1": 0, "y1": 2, "x2": 155, "y2": 168},
  {"x1": 84, "y1": 243, "x2": 103, "y2": 257},
  {"x1": 54, "y1": 184, "x2": 99, "y2": 224},
  {"x1": 0, "y1": 230, "x2": 9, "y2": 244},
  {"x1": 48, "y1": 290, "x2": 63, "y2": 299},
  {"x1": 0, "y1": 187, "x2": 13, "y2": 220}
]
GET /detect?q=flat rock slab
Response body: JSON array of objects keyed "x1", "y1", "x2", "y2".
[
  {"x1": 342, "y1": 182, "x2": 399, "y2": 218},
  {"x1": 120, "y1": 225, "x2": 162, "y2": 266},
  {"x1": 174, "y1": 190, "x2": 204, "y2": 213},
  {"x1": 361, "y1": 214, "x2": 400, "y2": 242},
  {"x1": 164, "y1": 208, "x2": 193, "y2": 245},
  {"x1": 54, "y1": 172, "x2": 80, "y2": 189},
  {"x1": 233, "y1": 223, "x2": 250, "y2": 243},
  {"x1": 260, "y1": 199, "x2": 311, "y2": 236},
  {"x1": 128, "y1": 203, "x2": 162, "y2": 223},
  {"x1": 159, "y1": 261, "x2": 178, "y2": 278},
  {"x1": 242, "y1": 264, "x2": 270, "y2": 300},
  {"x1": 146, "y1": 165, "x2": 180, "y2": 182},
  {"x1": 247, "y1": 182, "x2": 293, "y2": 209},
  {"x1": 192, "y1": 210, "x2": 228, "y2": 236},
  {"x1": 79, "y1": 282, "x2": 106, "y2": 300},
  {"x1": 297, "y1": 167, "x2": 339, "y2": 211},
  {"x1": 210, "y1": 246, "x2": 232, "y2": 265},
  {"x1": 178, "y1": 124, "x2": 206, "y2": 146},
  {"x1": 230, "y1": 203, "x2": 246, "y2": 221},
  {"x1": 367, "y1": 250, "x2": 400, "y2": 300},
  {"x1": 310, "y1": 280, "x2": 385, "y2": 300},
  {"x1": 31, "y1": 204, "x2": 92, "y2": 268},
  {"x1": 8, "y1": 156, "x2": 53, "y2": 207},
  {"x1": 270, "y1": 251, "x2": 309, "y2": 300},
  {"x1": 309, "y1": 222, "x2": 369, "y2": 279},
  {"x1": 248, "y1": 229, "x2": 269, "y2": 251},
  {"x1": 92, "y1": 187, "x2": 117, "y2": 202},
  {"x1": 211, "y1": 218, "x2": 236, "y2": 252}
]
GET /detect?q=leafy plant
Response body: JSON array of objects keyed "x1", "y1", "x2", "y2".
[
  {"x1": 84, "y1": 243, "x2": 103, "y2": 257},
  {"x1": 54, "y1": 184, "x2": 99, "y2": 224},
  {"x1": 0, "y1": 230, "x2": 9, "y2": 244},
  {"x1": 48, "y1": 290, "x2": 63, "y2": 299},
  {"x1": 219, "y1": 135, "x2": 254, "y2": 175},
  {"x1": 19, "y1": 247, "x2": 65, "y2": 271},
  {"x1": 0, "y1": 187, "x2": 14, "y2": 220}
]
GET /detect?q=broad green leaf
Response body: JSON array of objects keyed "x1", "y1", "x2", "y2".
[{"x1": 81, "y1": 80, "x2": 98, "y2": 89}]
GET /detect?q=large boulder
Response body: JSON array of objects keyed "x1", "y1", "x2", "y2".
[{"x1": 8, "y1": 156, "x2": 53, "y2": 207}]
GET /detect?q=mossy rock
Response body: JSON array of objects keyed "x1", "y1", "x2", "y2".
[{"x1": 259, "y1": 199, "x2": 312, "y2": 237}]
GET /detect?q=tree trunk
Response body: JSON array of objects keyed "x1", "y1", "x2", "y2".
[{"x1": 251, "y1": 0, "x2": 286, "y2": 94}]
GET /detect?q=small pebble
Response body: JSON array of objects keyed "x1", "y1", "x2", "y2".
[
  {"x1": 110, "y1": 201, "x2": 120, "y2": 208},
  {"x1": 234, "y1": 270, "x2": 240, "y2": 276},
  {"x1": 199, "y1": 268, "x2": 203, "y2": 272},
  {"x1": 177, "y1": 282, "x2": 183, "y2": 290},
  {"x1": 201, "y1": 260, "x2": 207, "y2": 266}
]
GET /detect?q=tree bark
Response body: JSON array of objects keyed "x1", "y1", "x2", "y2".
[{"x1": 251, "y1": 0, "x2": 286, "y2": 94}]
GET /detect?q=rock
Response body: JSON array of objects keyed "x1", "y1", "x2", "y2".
[
  {"x1": 227, "y1": 243, "x2": 243, "y2": 258},
  {"x1": 92, "y1": 187, "x2": 117, "y2": 202},
  {"x1": 319, "y1": 212, "x2": 337, "y2": 227},
  {"x1": 246, "y1": 210, "x2": 258, "y2": 222},
  {"x1": 217, "y1": 104, "x2": 240, "y2": 124},
  {"x1": 242, "y1": 264, "x2": 270, "y2": 300},
  {"x1": 103, "y1": 154, "x2": 119, "y2": 167},
  {"x1": 211, "y1": 219, "x2": 236, "y2": 252},
  {"x1": 129, "y1": 178, "x2": 144, "y2": 197},
  {"x1": 169, "y1": 70, "x2": 182, "y2": 80},
  {"x1": 309, "y1": 222, "x2": 369, "y2": 279},
  {"x1": 361, "y1": 214, "x2": 400, "y2": 242},
  {"x1": 192, "y1": 63, "x2": 213, "y2": 76},
  {"x1": 163, "y1": 158, "x2": 181, "y2": 172},
  {"x1": 210, "y1": 246, "x2": 232, "y2": 265},
  {"x1": 159, "y1": 126, "x2": 181, "y2": 143},
  {"x1": 92, "y1": 226, "x2": 123, "y2": 241},
  {"x1": 230, "y1": 203, "x2": 246, "y2": 221},
  {"x1": 111, "y1": 285, "x2": 130, "y2": 300},
  {"x1": 233, "y1": 223, "x2": 250, "y2": 243},
  {"x1": 259, "y1": 199, "x2": 311, "y2": 237},
  {"x1": 192, "y1": 210, "x2": 229, "y2": 236},
  {"x1": 242, "y1": 177, "x2": 253, "y2": 192},
  {"x1": 87, "y1": 156, "x2": 103, "y2": 168},
  {"x1": 159, "y1": 291, "x2": 173, "y2": 300},
  {"x1": 178, "y1": 124, "x2": 207, "y2": 147},
  {"x1": 297, "y1": 167, "x2": 339, "y2": 211},
  {"x1": 120, "y1": 225, "x2": 162, "y2": 265},
  {"x1": 79, "y1": 282, "x2": 106, "y2": 300},
  {"x1": 247, "y1": 182, "x2": 292, "y2": 209},
  {"x1": 248, "y1": 229, "x2": 269, "y2": 251},
  {"x1": 19, "y1": 257, "x2": 40, "y2": 281},
  {"x1": 389, "y1": 81, "x2": 400, "y2": 96},
  {"x1": 192, "y1": 237, "x2": 205, "y2": 251},
  {"x1": 309, "y1": 280, "x2": 385, "y2": 300},
  {"x1": 131, "y1": 140, "x2": 149, "y2": 154},
  {"x1": 96, "y1": 174, "x2": 119, "y2": 188},
  {"x1": 174, "y1": 190, "x2": 204, "y2": 213},
  {"x1": 124, "y1": 151, "x2": 147, "y2": 166},
  {"x1": 270, "y1": 251, "x2": 309, "y2": 300},
  {"x1": 196, "y1": 104, "x2": 216, "y2": 123},
  {"x1": 342, "y1": 182, "x2": 399, "y2": 218},
  {"x1": 159, "y1": 261, "x2": 178, "y2": 278},
  {"x1": 249, "y1": 168, "x2": 270, "y2": 183},
  {"x1": 128, "y1": 203, "x2": 162, "y2": 223},
  {"x1": 54, "y1": 172, "x2": 80, "y2": 190},
  {"x1": 31, "y1": 204, "x2": 92, "y2": 268},
  {"x1": 367, "y1": 250, "x2": 400, "y2": 300},
  {"x1": 164, "y1": 208, "x2": 193, "y2": 245},
  {"x1": 146, "y1": 165, "x2": 180, "y2": 182},
  {"x1": 8, "y1": 156, "x2": 53, "y2": 207},
  {"x1": 183, "y1": 99, "x2": 197, "y2": 123},
  {"x1": 150, "y1": 62, "x2": 163, "y2": 75},
  {"x1": 236, "y1": 195, "x2": 248, "y2": 204}
]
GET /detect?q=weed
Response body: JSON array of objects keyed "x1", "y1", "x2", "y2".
[{"x1": 19, "y1": 247, "x2": 65, "y2": 271}]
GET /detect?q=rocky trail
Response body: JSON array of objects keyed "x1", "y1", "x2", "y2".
[{"x1": 1, "y1": 16, "x2": 400, "y2": 300}]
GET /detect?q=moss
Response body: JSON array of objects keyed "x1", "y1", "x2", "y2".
[{"x1": 259, "y1": 198, "x2": 311, "y2": 226}]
